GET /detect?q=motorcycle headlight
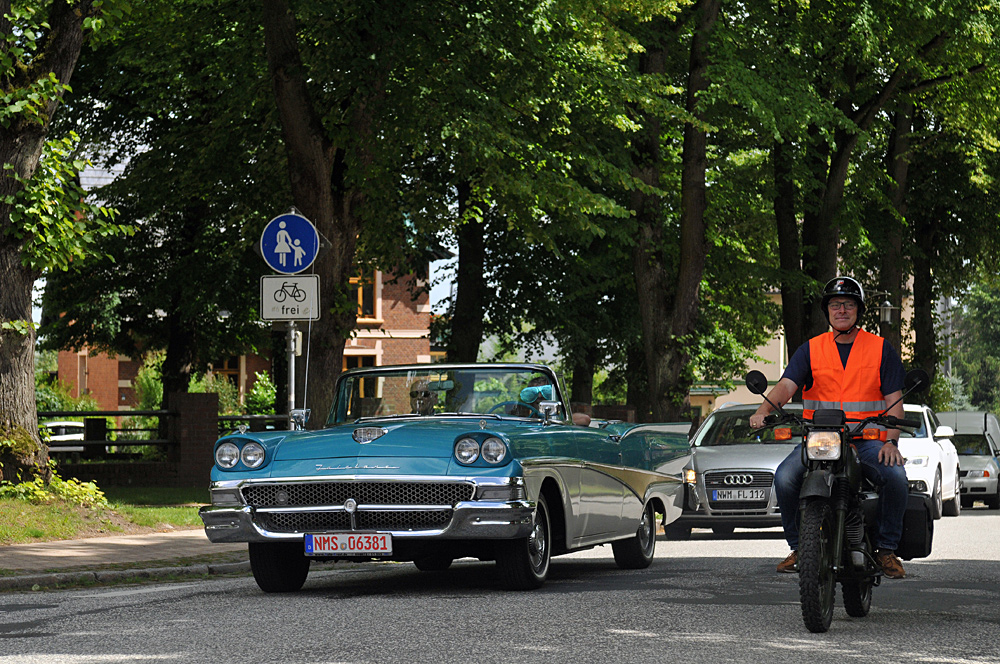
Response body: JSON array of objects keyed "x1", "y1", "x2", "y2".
[{"x1": 806, "y1": 430, "x2": 841, "y2": 460}]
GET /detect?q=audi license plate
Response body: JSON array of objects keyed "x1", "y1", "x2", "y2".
[
  {"x1": 712, "y1": 489, "x2": 767, "y2": 501},
  {"x1": 304, "y1": 532, "x2": 392, "y2": 556}
]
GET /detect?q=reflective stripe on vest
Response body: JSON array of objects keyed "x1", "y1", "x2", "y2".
[{"x1": 802, "y1": 329, "x2": 887, "y2": 438}]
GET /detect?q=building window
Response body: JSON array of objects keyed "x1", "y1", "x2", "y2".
[
  {"x1": 350, "y1": 272, "x2": 380, "y2": 322},
  {"x1": 344, "y1": 354, "x2": 377, "y2": 397}
]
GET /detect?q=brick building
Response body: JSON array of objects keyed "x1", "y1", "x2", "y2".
[{"x1": 56, "y1": 269, "x2": 433, "y2": 412}]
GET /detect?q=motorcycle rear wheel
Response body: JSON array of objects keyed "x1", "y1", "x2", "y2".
[
  {"x1": 842, "y1": 578, "x2": 873, "y2": 617},
  {"x1": 799, "y1": 501, "x2": 836, "y2": 633}
]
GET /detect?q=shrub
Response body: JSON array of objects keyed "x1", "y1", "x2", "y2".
[{"x1": 246, "y1": 371, "x2": 277, "y2": 415}]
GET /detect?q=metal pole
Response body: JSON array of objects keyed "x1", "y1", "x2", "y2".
[{"x1": 287, "y1": 320, "x2": 296, "y2": 429}]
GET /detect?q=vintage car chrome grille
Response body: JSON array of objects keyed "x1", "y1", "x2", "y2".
[
  {"x1": 242, "y1": 481, "x2": 474, "y2": 508},
  {"x1": 704, "y1": 470, "x2": 773, "y2": 510},
  {"x1": 260, "y1": 509, "x2": 452, "y2": 533}
]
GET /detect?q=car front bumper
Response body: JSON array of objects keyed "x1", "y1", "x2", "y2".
[
  {"x1": 199, "y1": 476, "x2": 535, "y2": 543},
  {"x1": 673, "y1": 481, "x2": 782, "y2": 529}
]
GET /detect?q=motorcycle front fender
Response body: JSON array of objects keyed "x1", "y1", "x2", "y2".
[{"x1": 800, "y1": 469, "x2": 835, "y2": 499}]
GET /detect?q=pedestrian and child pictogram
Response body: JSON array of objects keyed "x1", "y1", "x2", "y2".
[{"x1": 260, "y1": 212, "x2": 320, "y2": 274}]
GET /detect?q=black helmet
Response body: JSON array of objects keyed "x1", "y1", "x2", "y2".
[{"x1": 821, "y1": 276, "x2": 865, "y2": 321}]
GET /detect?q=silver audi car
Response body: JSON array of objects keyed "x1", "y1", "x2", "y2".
[{"x1": 665, "y1": 403, "x2": 801, "y2": 539}]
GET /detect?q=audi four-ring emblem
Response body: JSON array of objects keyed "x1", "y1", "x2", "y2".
[{"x1": 723, "y1": 474, "x2": 754, "y2": 485}]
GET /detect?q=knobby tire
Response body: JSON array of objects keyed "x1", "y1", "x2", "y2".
[{"x1": 798, "y1": 501, "x2": 836, "y2": 633}]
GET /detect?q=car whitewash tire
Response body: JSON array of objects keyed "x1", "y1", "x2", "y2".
[
  {"x1": 612, "y1": 501, "x2": 656, "y2": 569},
  {"x1": 249, "y1": 541, "x2": 311, "y2": 593},
  {"x1": 496, "y1": 495, "x2": 551, "y2": 590}
]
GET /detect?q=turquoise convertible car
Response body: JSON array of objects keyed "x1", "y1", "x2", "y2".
[{"x1": 199, "y1": 363, "x2": 691, "y2": 592}]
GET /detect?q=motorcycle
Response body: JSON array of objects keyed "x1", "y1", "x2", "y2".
[{"x1": 745, "y1": 368, "x2": 934, "y2": 633}]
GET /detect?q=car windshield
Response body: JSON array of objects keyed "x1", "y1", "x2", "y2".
[
  {"x1": 693, "y1": 408, "x2": 804, "y2": 447},
  {"x1": 899, "y1": 415, "x2": 927, "y2": 438},
  {"x1": 952, "y1": 434, "x2": 992, "y2": 455},
  {"x1": 327, "y1": 366, "x2": 565, "y2": 425}
]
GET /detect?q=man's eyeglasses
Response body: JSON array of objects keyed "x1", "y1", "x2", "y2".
[
  {"x1": 410, "y1": 390, "x2": 431, "y2": 398},
  {"x1": 828, "y1": 301, "x2": 858, "y2": 311}
]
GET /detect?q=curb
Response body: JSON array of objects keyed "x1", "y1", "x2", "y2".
[{"x1": 0, "y1": 561, "x2": 250, "y2": 592}]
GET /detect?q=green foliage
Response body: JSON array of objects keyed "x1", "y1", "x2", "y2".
[
  {"x1": 133, "y1": 353, "x2": 164, "y2": 411},
  {"x1": 245, "y1": 371, "x2": 277, "y2": 415},
  {"x1": 3, "y1": 134, "x2": 132, "y2": 272},
  {"x1": 189, "y1": 373, "x2": 241, "y2": 416},
  {"x1": 0, "y1": 465, "x2": 107, "y2": 508}
]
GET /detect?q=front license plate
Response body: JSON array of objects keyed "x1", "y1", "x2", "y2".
[
  {"x1": 712, "y1": 488, "x2": 767, "y2": 501},
  {"x1": 304, "y1": 532, "x2": 393, "y2": 556}
]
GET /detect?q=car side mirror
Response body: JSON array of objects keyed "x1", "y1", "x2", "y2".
[
  {"x1": 538, "y1": 400, "x2": 560, "y2": 423},
  {"x1": 933, "y1": 425, "x2": 954, "y2": 439},
  {"x1": 745, "y1": 370, "x2": 768, "y2": 395}
]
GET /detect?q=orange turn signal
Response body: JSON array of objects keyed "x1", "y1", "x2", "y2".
[
  {"x1": 862, "y1": 428, "x2": 881, "y2": 440},
  {"x1": 774, "y1": 428, "x2": 792, "y2": 441}
]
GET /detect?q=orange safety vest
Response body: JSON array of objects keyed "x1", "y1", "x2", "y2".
[{"x1": 802, "y1": 329, "x2": 888, "y2": 439}]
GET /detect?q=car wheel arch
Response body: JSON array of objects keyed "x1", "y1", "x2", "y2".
[{"x1": 539, "y1": 478, "x2": 568, "y2": 555}]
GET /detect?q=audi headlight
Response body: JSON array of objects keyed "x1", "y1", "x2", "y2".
[
  {"x1": 905, "y1": 455, "x2": 929, "y2": 467},
  {"x1": 481, "y1": 437, "x2": 507, "y2": 464},
  {"x1": 215, "y1": 442, "x2": 240, "y2": 468},
  {"x1": 806, "y1": 430, "x2": 841, "y2": 460},
  {"x1": 455, "y1": 437, "x2": 480, "y2": 464},
  {"x1": 241, "y1": 442, "x2": 266, "y2": 468}
]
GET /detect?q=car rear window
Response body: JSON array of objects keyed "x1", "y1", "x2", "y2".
[{"x1": 952, "y1": 434, "x2": 992, "y2": 455}]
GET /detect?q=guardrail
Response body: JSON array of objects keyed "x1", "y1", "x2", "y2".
[
  {"x1": 38, "y1": 410, "x2": 292, "y2": 460},
  {"x1": 217, "y1": 414, "x2": 291, "y2": 435}
]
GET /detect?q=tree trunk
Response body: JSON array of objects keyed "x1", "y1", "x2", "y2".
[
  {"x1": 878, "y1": 101, "x2": 912, "y2": 351},
  {"x1": 569, "y1": 345, "x2": 599, "y2": 406},
  {"x1": 911, "y1": 217, "x2": 938, "y2": 387},
  {"x1": 632, "y1": 0, "x2": 719, "y2": 422},
  {"x1": 446, "y1": 180, "x2": 486, "y2": 363},
  {"x1": 0, "y1": 0, "x2": 101, "y2": 482},
  {"x1": 773, "y1": 140, "x2": 805, "y2": 359},
  {"x1": 625, "y1": 343, "x2": 649, "y2": 423},
  {"x1": 262, "y1": 0, "x2": 367, "y2": 423}
]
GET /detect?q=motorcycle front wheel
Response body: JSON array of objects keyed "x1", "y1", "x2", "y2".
[{"x1": 798, "y1": 501, "x2": 836, "y2": 633}]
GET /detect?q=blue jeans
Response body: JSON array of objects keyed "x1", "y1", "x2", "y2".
[{"x1": 774, "y1": 442, "x2": 909, "y2": 551}]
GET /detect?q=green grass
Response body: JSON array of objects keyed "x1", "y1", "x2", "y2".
[
  {"x1": 0, "y1": 486, "x2": 208, "y2": 545},
  {"x1": 101, "y1": 486, "x2": 209, "y2": 506}
]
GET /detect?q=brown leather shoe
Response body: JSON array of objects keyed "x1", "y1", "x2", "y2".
[
  {"x1": 876, "y1": 550, "x2": 906, "y2": 578},
  {"x1": 776, "y1": 550, "x2": 797, "y2": 573}
]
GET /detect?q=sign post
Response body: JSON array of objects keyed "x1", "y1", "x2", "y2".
[{"x1": 259, "y1": 212, "x2": 321, "y2": 428}]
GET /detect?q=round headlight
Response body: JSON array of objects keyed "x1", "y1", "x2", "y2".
[
  {"x1": 455, "y1": 437, "x2": 480, "y2": 464},
  {"x1": 216, "y1": 442, "x2": 240, "y2": 468},
  {"x1": 241, "y1": 441, "x2": 266, "y2": 468},
  {"x1": 481, "y1": 437, "x2": 507, "y2": 464}
]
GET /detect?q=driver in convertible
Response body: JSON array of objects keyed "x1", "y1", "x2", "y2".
[{"x1": 748, "y1": 277, "x2": 909, "y2": 579}]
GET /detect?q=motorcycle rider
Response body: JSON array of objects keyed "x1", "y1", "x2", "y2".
[{"x1": 749, "y1": 277, "x2": 909, "y2": 578}]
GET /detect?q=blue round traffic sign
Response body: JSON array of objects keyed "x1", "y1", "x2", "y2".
[{"x1": 260, "y1": 213, "x2": 320, "y2": 274}]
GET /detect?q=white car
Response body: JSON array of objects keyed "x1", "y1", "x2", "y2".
[
  {"x1": 39, "y1": 420, "x2": 85, "y2": 453},
  {"x1": 899, "y1": 404, "x2": 961, "y2": 519}
]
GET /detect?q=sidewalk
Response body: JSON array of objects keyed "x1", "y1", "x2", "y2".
[{"x1": 0, "y1": 529, "x2": 249, "y2": 591}]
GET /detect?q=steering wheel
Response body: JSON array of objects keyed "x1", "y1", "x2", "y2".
[{"x1": 487, "y1": 400, "x2": 541, "y2": 417}]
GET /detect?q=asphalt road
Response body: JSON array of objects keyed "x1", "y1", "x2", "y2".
[{"x1": 1, "y1": 510, "x2": 998, "y2": 664}]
